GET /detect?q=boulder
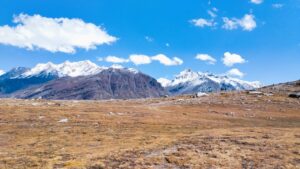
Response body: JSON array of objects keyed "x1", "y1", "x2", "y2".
[{"x1": 288, "y1": 92, "x2": 300, "y2": 98}]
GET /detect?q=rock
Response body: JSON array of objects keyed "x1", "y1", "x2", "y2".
[
  {"x1": 289, "y1": 92, "x2": 300, "y2": 98},
  {"x1": 264, "y1": 93, "x2": 274, "y2": 96},
  {"x1": 58, "y1": 118, "x2": 68, "y2": 123},
  {"x1": 31, "y1": 103, "x2": 41, "y2": 106},
  {"x1": 196, "y1": 92, "x2": 208, "y2": 97},
  {"x1": 248, "y1": 91, "x2": 263, "y2": 95}
]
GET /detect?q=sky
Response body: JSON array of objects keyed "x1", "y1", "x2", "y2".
[{"x1": 0, "y1": 0, "x2": 299, "y2": 85}]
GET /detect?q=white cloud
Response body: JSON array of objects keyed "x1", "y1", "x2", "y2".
[
  {"x1": 212, "y1": 7, "x2": 218, "y2": 12},
  {"x1": 0, "y1": 69, "x2": 5, "y2": 76},
  {"x1": 110, "y1": 64, "x2": 124, "y2": 69},
  {"x1": 151, "y1": 54, "x2": 183, "y2": 66},
  {"x1": 191, "y1": 18, "x2": 216, "y2": 28},
  {"x1": 208, "y1": 10, "x2": 217, "y2": 18},
  {"x1": 250, "y1": 0, "x2": 263, "y2": 4},
  {"x1": 222, "y1": 17, "x2": 239, "y2": 30},
  {"x1": 195, "y1": 54, "x2": 217, "y2": 65},
  {"x1": 129, "y1": 54, "x2": 152, "y2": 65},
  {"x1": 105, "y1": 56, "x2": 129, "y2": 63},
  {"x1": 222, "y1": 14, "x2": 256, "y2": 31},
  {"x1": 272, "y1": 4, "x2": 284, "y2": 8},
  {"x1": 0, "y1": 14, "x2": 117, "y2": 53},
  {"x1": 157, "y1": 78, "x2": 171, "y2": 87},
  {"x1": 128, "y1": 54, "x2": 183, "y2": 66},
  {"x1": 222, "y1": 52, "x2": 246, "y2": 67},
  {"x1": 145, "y1": 36, "x2": 154, "y2": 42},
  {"x1": 239, "y1": 14, "x2": 257, "y2": 31},
  {"x1": 227, "y1": 68, "x2": 245, "y2": 78}
]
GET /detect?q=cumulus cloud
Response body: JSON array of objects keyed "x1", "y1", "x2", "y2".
[
  {"x1": 152, "y1": 54, "x2": 183, "y2": 66},
  {"x1": 250, "y1": 0, "x2": 263, "y2": 4},
  {"x1": 128, "y1": 54, "x2": 183, "y2": 66},
  {"x1": 105, "y1": 56, "x2": 129, "y2": 63},
  {"x1": 227, "y1": 68, "x2": 245, "y2": 78},
  {"x1": 129, "y1": 54, "x2": 152, "y2": 65},
  {"x1": 195, "y1": 54, "x2": 217, "y2": 65},
  {"x1": 222, "y1": 14, "x2": 256, "y2": 31},
  {"x1": 0, "y1": 14, "x2": 117, "y2": 53},
  {"x1": 191, "y1": 18, "x2": 216, "y2": 28},
  {"x1": 272, "y1": 4, "x2": 284, "y2": 8},
  {"x1": 110, "y1": 64, "x2": 124, "y2": 69},
  {"x1": 222, "y1": 18, "x2": 239, "y2": 30},
  {"x1": 222, "y1": 52, "x2": 246, "y2": 67},
  {"x1": 0, "y1": 69, "x2": 5, "y2": 76}
]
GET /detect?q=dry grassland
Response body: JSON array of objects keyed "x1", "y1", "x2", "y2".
[{"x1": 0, "y1": 91, "x2": 299, "y2": 168}]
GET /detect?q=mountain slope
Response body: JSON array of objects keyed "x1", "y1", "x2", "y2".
[
  {"x1": 0, "y1": 60, "x2": 106, "y2": 94},
  {"x1": 11, "y1": 68, "x2": 167, "y2": 100},
  {"x1": 259, "y1": 80, "x2": 300, "y2": 96},
  {"x1": 162, "y1": 69, "x2": 261, "y2": 95},
  {"x1": 0, "y1": 67, "x2": 57, "y2": 94}
]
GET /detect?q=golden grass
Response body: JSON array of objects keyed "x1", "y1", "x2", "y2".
[{"x1": 0, "y1": 92, "x2": 299, "y2": 168}]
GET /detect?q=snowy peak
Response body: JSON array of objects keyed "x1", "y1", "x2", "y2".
[
  {"x1": 4, "y1": 60, "x2": 140, "y2": 79},
  {"x1": 0, "y1": 69, "x2": 5, "y2": 76},
  {"x1": 157, "y1": 78, "x2": 171, "y2": 87},
  {"x1": 175, "y1": 69, "x2": 199, "y2": 80},
  {"x1": 161, "y1": 69, "x2": 262, "y2": 95},
  {"x1": 0, "y1": 67, "x2": 30, "y2": 80},
  {"x1": 22, "y1": 60, "x2": 105, "y2": 78},
  {"x1": 171, "y1": 69, "x2": 200, "y2": 86}
]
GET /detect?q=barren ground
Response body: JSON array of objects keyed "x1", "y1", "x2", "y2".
[{"x1": 0, "y1": 91, "x2": 299, "y2": 168}]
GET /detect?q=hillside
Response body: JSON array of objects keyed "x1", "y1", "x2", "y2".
[{"x1": 10, "y1": 68, "x2": 167, "y2": 100}]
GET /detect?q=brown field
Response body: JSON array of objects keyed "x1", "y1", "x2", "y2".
[{"x1": 0, "y1": 91, "x2": 299, "y2": 169}]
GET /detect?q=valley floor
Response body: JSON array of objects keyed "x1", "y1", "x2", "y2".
[{"x1": 0, "y1": 91, "x2": 299, "y2": 168}]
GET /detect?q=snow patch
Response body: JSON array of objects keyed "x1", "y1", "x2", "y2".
[
  {"x1": 0, "y1": 69, "x2": 5, "y2": 76},
  {"x1": 157, "y1": 78, "x2": 171, "y2": 87},
  {"x1": 58, "y1": 118, "x2": 68, "y2": 123}
]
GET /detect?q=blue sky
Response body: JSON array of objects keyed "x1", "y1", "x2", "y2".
[{"x1": 0, "y1": 0, "x2": 299, "y2": 84}]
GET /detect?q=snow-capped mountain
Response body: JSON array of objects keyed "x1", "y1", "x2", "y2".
[
  {"x1": 0, "y1": 60, "x2": 142, "y2": 97},
  {"x1": 160, "y1": 69, "x2": 261, "y2": 95},
  {"x1": 6, "y1": 67, "x2": 165, "y2": 100},
  {"x1": 13, "y1": 60, "x2": 139, "y2": 78},
  {"x1": 157, "y1": 78, "x2": 171, "y2": 87},
  {"x1": 0, "y1": 70, "x2": 5, "y2": 76},
  {"x1": 0, "y1": 61, "x2": 107, "y2": 94},
  {"x1": 22, "y1": 60, "x2": 106, "y2": 78}
]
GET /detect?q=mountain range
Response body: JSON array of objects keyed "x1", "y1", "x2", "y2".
[
  {"x1": 0, "y1": 60, "x2": 261, "y2": 100},
  {"x1": 158, "y1": 69, "x2": 261, "y2": 95}
]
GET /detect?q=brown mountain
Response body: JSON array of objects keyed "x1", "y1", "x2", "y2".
[{"x1": 11, "y1": 68, "x2": 167, "y2": 100}]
